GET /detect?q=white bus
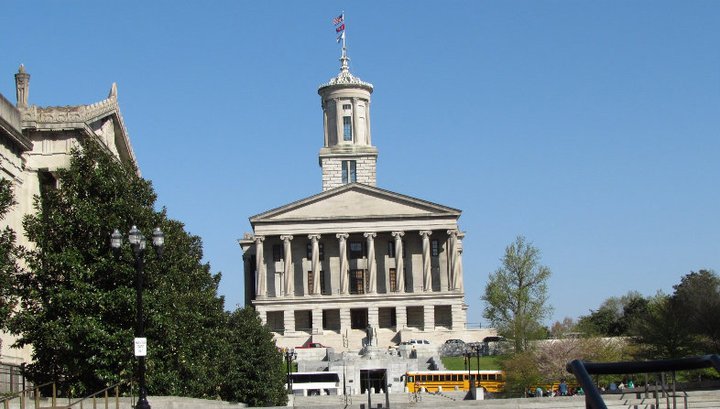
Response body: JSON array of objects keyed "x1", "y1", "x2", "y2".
[{"x1": 287, "y1": 371, "x2": 341, "y2": 396}]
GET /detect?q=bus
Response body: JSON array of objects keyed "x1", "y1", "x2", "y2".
[
  {"x1": 286, "y1": 371, "x2": 341, "y2": 396},
  {"x1": 404, "y1": 370, "x2": 505, "y2": 393}
]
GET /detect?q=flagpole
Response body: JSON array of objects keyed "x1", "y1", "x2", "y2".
[{"x1": 341, "y1": 11, "x2": 347, "y2": 59}]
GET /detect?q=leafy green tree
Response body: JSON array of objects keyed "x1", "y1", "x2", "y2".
[
  {"x1": 218, "y1": 307, "x2": 287, "y2": 406},
  {"x1": 482, "y1": 236, "x2": 552, "y2": 352},
  {"x1": 501, "y1": 350, "x2": 543, "y2": 397},
  {"x1": 671, "y1": 269, "x2": 720, "y2": 353},
  {"x1": 629, "y1": 293, "x2": 697, "y2": 359},
  {"x1": 577, "y1": 291, "x2": 648, "y2": 337},
  {"x1": 0, "y1": 178, "x2": 21, "y2": 332},
  {"x1": 8, "y1": 139, "x2": 230, "y2": 398}
]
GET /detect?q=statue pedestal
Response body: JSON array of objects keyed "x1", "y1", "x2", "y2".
[{"x1": 360, "y1": 345, "x2": 382, "y2": 359}]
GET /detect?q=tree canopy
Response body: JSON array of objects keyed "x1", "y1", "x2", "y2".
[
  {"x1": 0, "y1": 178, "x2": 21, "y2": 333},
  {"x1": 7, "y1": 139, "x2": 286, "y2": 405},
  {"x1": 482, "y1": 236, "x2": 552, "y2": 352}
]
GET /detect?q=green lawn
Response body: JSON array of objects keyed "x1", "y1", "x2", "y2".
[{"x1": 441, "y1": 355, "x2": 504, "y2": 370}]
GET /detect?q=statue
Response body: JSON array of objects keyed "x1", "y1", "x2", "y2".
[{"x1": 365, "y1": 324, "x2": 374, "y2": 346}]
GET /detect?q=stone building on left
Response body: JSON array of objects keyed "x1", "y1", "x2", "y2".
[{"x1": 0, "y1": 65, "x2": 138, "y2": 369}]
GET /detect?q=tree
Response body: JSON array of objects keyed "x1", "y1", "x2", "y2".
[
  {"x1": 483, "y1": 236, "x2": 552, "y2": 352},
  {"x1": 0, "y1": 178, "x2": 21, "y2": 332},
  {"x1": 501, "y1": 350, "x2": 543, "y2": 397},
  {"x1": 671, "y1": 269, "x2": 720, "y2": 353},
  {"x1": 218, "y1": 308, "x2": 287, "y2": 406},
  {"x1": 629, "y1": 293, "x2": 698, "y2": 359},
  {"x1": 7, "y1": 139, "x2": 235, "y2": 398},
  {"x1": 577, "y1": 291, "x2": 649, "y2": 337}
]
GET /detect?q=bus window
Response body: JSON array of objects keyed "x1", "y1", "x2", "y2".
[{"x1": 408, "y1": 376, "x2": 414, "y2": 382}]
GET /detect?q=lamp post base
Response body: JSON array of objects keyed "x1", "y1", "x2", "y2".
[{"x1": 136, "y1": 396, "x2": 151, "y2": 409}]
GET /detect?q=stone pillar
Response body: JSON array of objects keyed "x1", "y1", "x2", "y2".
[
  {"x1": 424, "y1": 305, "x2": 435, "y2": 331},
  {"x1": 335, "y1": 98, "x2": 343, "y2": 142},
  {"x1": 364, "y1": 232, "x2": 377, "y2": 294},
  {"x1": 312, "y1": 308, "x2": 323, "y2": 334},
  {"x1": 281, "y1": 235, "x2": 294, "y2": 297},
  {"x1": 340, "y1": 308, "x2": 351, "y2": 333},
  {"x1": 309, "y1": 234, "x2": 322, "y2": 295},
  {"x1": 447, "y1": 230, "x2": 460, "y2": 291},
  {"x1": 391, "y1": 231, "x2": 405, "y2": 293},
  {"x1": 455, "y1": 233, "x2": 465, "y2": 292},
  {"x1": 368, "y1": 306, "x2": 379, "y2": 333},
  {"x1": 284, "y1": 309, "x2": 296, "y2": 333},
  {"x1": 254, "y1": 236, "x2": 266, "y2": 298},
  {"x1": 322, "y1": 100, "x2": 329, "y2": 147},
  {"x1": 420, "y1": 231, "x2": 433, "y2": 292},
  {"x1": 366, "y1": 100, "x2": 371, "y2": 145},
  {"x1": 451, "y1": 304, "x2": 466, "y2": 330},
  {"x1": 396, "y1": 306, "x2": 407, "y2": 330},
  {"x1": 337, "y1": 233, "x2": 349, "y2": 294},
  {"x1": 257, "y1": 309, "x2": 267, "y2": 325},
  {"x1": 15, "y1": 64, "x2": 30, "y2": 108},
  {"x1": 352, "y1": 97, "x2": 360, "y2": 144}
]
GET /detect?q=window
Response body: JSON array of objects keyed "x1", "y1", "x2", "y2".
[
  {"x1": 272, "y1": 244, "x2": 283, "y2": 262},
  {"x1": 306, "y1": 242, "x2": 325, "y2": 260},
  {"x1": 320, "y1": 271, "x2": 327, "y2": 295},
  {"x1": 308, "y1": 270, "x2": 314, "y2": 294},
  {"x1": 343, "y1": 104, "x2": 351, "y2": 110},
  {"x1": 341, "y1": 160, "x2": 356, "y2": 184},
  {"x1": 389, "y1": 268, "x2": 397, "y2": 292},
  {"x1": 431, "y1": 239, "x2": 439, "y2": 257},
  {"x1": 343, "y1": 116, "x2": 353, "y2": 140},
  {"x1": 349, "y1": 270, "x2": 365, "y2": 294},
  {"x1": 387, "y1": 241, "x2": 395, "y2": 258},
  {"x1": 349, "y1": 241, "x2": 365, "y2": 259}
]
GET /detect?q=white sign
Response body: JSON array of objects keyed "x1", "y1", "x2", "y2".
[{"x1": 134, "y1": 337, "x2": 147, "y2": 357}]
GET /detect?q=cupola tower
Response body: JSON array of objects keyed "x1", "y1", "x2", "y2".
[{"x1": 318, "y1": 48, "x2": 376, "y2": 191}]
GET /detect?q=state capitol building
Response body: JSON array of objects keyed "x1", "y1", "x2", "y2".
[{"x1": 239, "y1": 49, "x2": 492, "y2": 351}]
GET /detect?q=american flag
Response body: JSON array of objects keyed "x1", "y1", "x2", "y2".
[
  {"x1": 335, "y1": 23, "x2": 345, "y2": 33},
  {"x1": 332, "y1": 13, "x2": 344, "y2": 25}
]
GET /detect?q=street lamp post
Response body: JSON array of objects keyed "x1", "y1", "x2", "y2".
[
  {"x1": 111, "y1": 226, "x2": 164, "y2": 409},
  {"x1": 284, "y1": 348, "x2": 296, "y2": 395}
]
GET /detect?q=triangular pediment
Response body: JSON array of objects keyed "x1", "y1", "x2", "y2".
[{"x1": 250, "y1": 183, "x2": 460, "y2": 223}]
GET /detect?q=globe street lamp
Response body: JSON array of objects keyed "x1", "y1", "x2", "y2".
[{"x1": 111, "y1": 226, "x2": 164, "y2": 409}]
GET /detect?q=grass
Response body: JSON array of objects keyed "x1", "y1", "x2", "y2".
[{"x1": 441, "y1": 355, "x2": 505, "y2": 370}]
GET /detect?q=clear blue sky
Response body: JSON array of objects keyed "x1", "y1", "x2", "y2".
[{"x1": 2, "y1": 1, "x2": 718, "y2": 327}]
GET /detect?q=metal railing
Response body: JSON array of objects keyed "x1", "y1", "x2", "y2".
[
  {"x1": 65, "y1": 383, "x2": 126, "y2": 409},
  {"x1": 0, "y1": 381, "x2": 56, "y2": 409},
  {"x1": 566, "y1": 354, "x2": 720, "y2": 409}
]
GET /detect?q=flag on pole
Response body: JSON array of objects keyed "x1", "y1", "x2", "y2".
[
  {"x1": 332, "y1": 13, "x2": 344, "y2": 25},
  {"x1": 336, "y1": 31, "x2": 345, "y2": 43},
  {"x1": 335, "y1": 23, "x2": 345, "y2": 33}
]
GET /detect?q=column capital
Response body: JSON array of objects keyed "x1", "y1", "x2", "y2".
[
  {"x1": 254, "y1": 235, "x2": 265, "y2": 243},
  {"x1": 308, "y1": 234, "x2": 321, "y2": 241},
  {"x1": 336, "y1": 233, "x2": 350, "y2": 240},
  {"x1": 447, "y1": 229, "x2": 460, "y2": 238},
  {"x1": 363, "y1": 232, "x2": 377, "y2": 239},
  {"x1": 419, "y1": 230, "x2": 433, "y2": 237},
  {"x1": 280, "y1": 235, "x2": 294, "y2": 241},
  {"x1": 391, "y1": 231, "x2": 405, "y2": 238}
]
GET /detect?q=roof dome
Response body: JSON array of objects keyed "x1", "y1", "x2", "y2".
[{"x1": 318, "y1": 54, "x2": 373, "y2": 92}]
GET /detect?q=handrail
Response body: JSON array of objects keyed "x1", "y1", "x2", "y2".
[
  {"x1": 566, "y1": 354, "x2": 720, "y2": 409},
  {"x1": 0, "y1": 381, "x2": 57, "y2": 409},
  {"x1": 66, "y1": 382, "x2": 126, "y2": 409}
]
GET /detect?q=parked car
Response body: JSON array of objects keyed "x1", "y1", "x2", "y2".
[{"x1": 296, "y1": 341, "x2": 326, "y2": 348}]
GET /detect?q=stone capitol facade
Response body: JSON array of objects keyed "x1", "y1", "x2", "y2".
[{"x1": 239, "y1": 51, "x2": 493, "y2": 351}]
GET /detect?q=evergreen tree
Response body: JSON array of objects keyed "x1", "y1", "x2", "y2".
[
  {"x1": 8, "y1": 139, "x2": 229, "y2": 397},
  {"x1": 219, "y1": 307, "x2": 287, "y2": 407}
]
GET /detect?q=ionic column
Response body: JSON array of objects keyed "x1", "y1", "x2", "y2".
[
  {"x1": 352, "y1": 97, "x2": 360, "y2": 144},
  {"x1": 334, "y1": 98, "x2": 343, "y2": 141},
  {"x1": 309, "y1": 234, "x2": 322, "y2": 295},
  {"x1": 391, "y1": 231, "x2": 405, "y2": 293},
  {"x1": 337, "y1": 233, "x2": 350, "y2": 294},
  {"x1": 364, "y1": 232, "x2": 377, "y2": 294},
  {"x1": 455, "y1": 233, "x2": 465, "y2": 292},
  {"x1": 281, "y1": 235, "x2": 294, "y2": 296},
  {"x1": 447, "y1": 230, "x2": 459, "y2": 291},
  {"x1": 366, "y1": 99, "x2": 372, "y2": 145},
  {"x1": 322, "y1": 100, "x2": 329, "y2": 147},
  {"x1": 420, "y1": 231, "x2": 433, "y2": 292},
  {"x1": 254, "y1": 235, "x2": 266, "y2": 298}
]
